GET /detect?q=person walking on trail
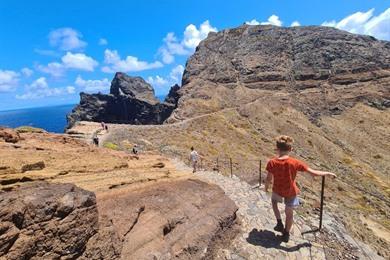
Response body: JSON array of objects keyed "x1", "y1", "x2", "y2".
[
  {"x1": 189, "y1": 147, "x2": 199, "y2": 173},
  {"x1": 92, "y1": 132, "x2": 99, "y2": 146},
  {"x1": 101, "y1": 122, "x2": 105, "y2": 130},
  {"x1": 264, "y1": 135, "x2": 336, "y2": 243}
]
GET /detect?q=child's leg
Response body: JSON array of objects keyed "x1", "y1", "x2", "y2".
[
  {"x1": 272, "y1": 200, "x2": 281, "y2": 220},
  {"x1": 284, "y1": 206, "x2": 294, "y2": 233}
]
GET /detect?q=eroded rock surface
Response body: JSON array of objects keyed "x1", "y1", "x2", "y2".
[
  {"x1": 67, "y1": 72, "x2": 180, "y2": 128},
  {"x1": 0, "y1": 182, "x2": 97, "y2": 259},
  {"x1": 93, "y1": 179, "x2": 238, "y2": 259},
  {"x1": 169, "y1": 25, "x2": 390, "y2": 122}
]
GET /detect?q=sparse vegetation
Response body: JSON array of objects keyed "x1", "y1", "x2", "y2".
[
  {"x1": 103, "y1": 142, "x2": 119, "y2": 150},
  {"x1": 15, "y1": 126, "x2": 46, "y2": 133}
]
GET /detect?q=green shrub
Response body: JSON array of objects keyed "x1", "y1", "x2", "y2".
[
  {"x1": 103, "y1": 142, "x2": 119, "y2": 150},
  {"x1": 15, "y1": 126, "x2": 46, "y2": 133}
]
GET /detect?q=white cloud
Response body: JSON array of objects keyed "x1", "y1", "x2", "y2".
[
  {"x1": 291, "y1": 21, "x2": 301, "y2": 27},
  {"x1": 0, "y1": 70, "x2": 20, "y2": 92},
  {"x1": 322, "y1": 8, "x2": 390, "y2": 40},
  {"x1": 261, "y1": 15, "x2": 283, "y2": 26},
  {"x1": 75, "y1": 75, "x2": 111, "y2": 92},
  {"x1": 169, "y1": 64, "x2": 184, "y2": 83},
  {"x1": 245, "y1": 19, "x2": 260, "y2": 25},
  {"x1": 21, "y1": 68, "x2": 33, "y2": 77},
  {"x1": 37, "y1": 62, "x2": 65, "y2": 77},
  {"x1": 66, "y1": 86, "x2": 76, "y2": 94},
  {"x1": 16, "y1": 77, "x2": 74, "y2": 99},
  {"x1": 182, "y1": 20, "x2": 217, "y2": 49},
  {"x1": 146, "y1": 75, "x2": 168, "y2": 88},
  {"x1": 158, "y1": 20, "x2": 217, "y2": 64},
  {"x1": 102, "y1": 49, "x2": 163, "y2": 73},
  {"x1": 246, "y1": 15, "x2": 283, "y2": 26},
  {"x1": 49, "y1": 28, "x2": 87, "y2": 51},
  {"x1": 99, "y1": 38, "x2": 108, "y2": 45},
  {"x1": 146, "y1": 65, "x2": 185, "y2": 91},
  {"x1": 61, "y1": 52, "x2": 98, "y2": 71},
  {"x1": 159, "y1": 33, "x2": 190, "y2": 64}
]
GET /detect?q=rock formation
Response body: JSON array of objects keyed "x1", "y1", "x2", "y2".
[
  {"x1": 67, "y1": 72, "x2": 180, "y2": 128},
  {"x1": 168, "y1": 25, "x2": 390, "y2": 122},
  {"x1": 0, "y1": 182, "x2": 97, "y2": 259}
]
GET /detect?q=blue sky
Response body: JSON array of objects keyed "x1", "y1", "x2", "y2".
[{"x1": 0, "y1": 0, "x2": 389, "y2": 110}]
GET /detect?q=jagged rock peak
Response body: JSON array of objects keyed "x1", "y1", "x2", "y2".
[
  {"x1": 110, "y1": 72, "x2": 158, "y2": 104},
  {"x1": 164, "y1": 84, "x2": 181, "y2": 106}
]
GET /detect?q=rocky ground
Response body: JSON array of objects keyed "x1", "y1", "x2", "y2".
[{"x1": 0, "y1": 128, "x2": 238, "y2": 259}]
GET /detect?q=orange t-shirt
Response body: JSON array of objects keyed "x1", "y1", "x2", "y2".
[{"x1": 266, "y1": 157, "x2": 308, "y2": 198}]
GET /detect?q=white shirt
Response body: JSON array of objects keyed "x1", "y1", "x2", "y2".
[{"x1": 190, "y1": 151, "x2": 199, "y2": 162}]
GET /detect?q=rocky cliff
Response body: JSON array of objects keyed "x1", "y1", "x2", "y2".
[
  {"x1": 169, "y1": 25, "x2": 390, "y2": 122},
  {"x1": 67, "y1": 72, "x2": 180, "y2": 128}
]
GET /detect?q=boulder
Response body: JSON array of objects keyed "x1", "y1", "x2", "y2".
[
  {"x1": 0, "y1": 128, "x2": 21, "y2": 143},
  {"x1": 20, "y1": 161, "x2": 45, "y2": 173},
  {"x1": 0, "y1": 182, "x2": 98, "y2": 259}
]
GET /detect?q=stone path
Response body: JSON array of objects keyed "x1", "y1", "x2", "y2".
[{"x1": 172, "y1": 159, "x2": 326, "y2": 260}]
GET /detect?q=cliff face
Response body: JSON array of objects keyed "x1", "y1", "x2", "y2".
[
  {"x1": 67, "y1": 72, "x2": 180, "y2": 128},
  {"x1": 168, "y1": 25, "x2": 390, "y2": 122}
]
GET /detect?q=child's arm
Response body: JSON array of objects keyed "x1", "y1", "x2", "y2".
[
  {"x1": 306, "y1": 168, "x2": 337, "y2": 178},
  {"x1": 264, "y1": 172, "x2": 273, "y2": 192}
]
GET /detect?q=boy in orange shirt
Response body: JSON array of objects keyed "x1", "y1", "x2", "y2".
[{"x1": 265, "y1": 135, "x2": 336, "y2": 242}]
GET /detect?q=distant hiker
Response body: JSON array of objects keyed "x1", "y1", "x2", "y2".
[
  {"x1": 265, "y1": 135, "x2": 336, "y2": 243},
  {"x1": 101, "y1": 122, "x2": 105, "y2": 130},
  {"x1": 92, "y1": 132, "x2": 99, "y2": 146},
  {"x1": 132, "y1": 144, "x2": 138, "y2": 155},
  {"x1": 105, "y1": 124, "x2": 108, "y2": 132},
  {"x1": 189, "y1": 147, "x2": 199, "y2": 173}
]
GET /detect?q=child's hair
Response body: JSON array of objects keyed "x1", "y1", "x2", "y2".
[
  {"x1": 276, "y1": 135, "x2": 294, "y2": 152},
  {"x1": 191, "y1": 146, "x2": 194, "y2": 151}
]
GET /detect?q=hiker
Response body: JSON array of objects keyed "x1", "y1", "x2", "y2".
[
  {"x1": 264, "y1": 135, "x2": 336, "y2": 242},
  {"x1": 132, "y1": 144, "x2": 138, "y2": 155},
  {"x1": 105, "y1": 124, "x2": 108, "y2": 132},
  {"x1": 92, "y1": 133, "x2": 99, "y2": 146},
  {"x1": 101, "y1": 122, "x2": 105, "y2": 130},
  {"x1": 189, "y1": 147, "x2": 199, "y2": 173}
]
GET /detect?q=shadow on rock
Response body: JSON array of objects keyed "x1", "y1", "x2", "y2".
[{"x1": 246, "y1": 228, "x2": 311, "y2": 252}]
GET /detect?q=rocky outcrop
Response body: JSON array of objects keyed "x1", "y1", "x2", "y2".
[
  {"x1": 0, "y1": 127, "x2": 21, "y2": 143},
  {"x1": 0, "y1": 179, "x2": 238, "y2": 259},
  {"x1": 0, "y1": 182, "x2": 97, "y2": 259},
  {"x1": 168, "y1": 25, "x2": 390, "y2": 122},
  {"x1": 93, "y1": 179, "x2": 238, "y2": 259},
  {"x1": 67, "y1": 72, "x2": 181, "y2": 128}
]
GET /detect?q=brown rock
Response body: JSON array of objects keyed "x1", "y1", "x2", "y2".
[
  {"x1": 0, "y1": 128, "x2": 20, "y2": 143},
  {"x1": 0, "y1": 182, "x2": 98, "y2": 259},
  {"x1": 92, "y1": 179, "x2": 238, "y2": 259},
  {"x1": 152, "y1": 162, "x2": 165, "y2": 168},
  {"x1": 20, "y1": 161, "x2": 45, "y2": 173}
]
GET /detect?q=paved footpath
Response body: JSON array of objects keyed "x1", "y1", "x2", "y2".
[{"x1": 175, "y1": 161, "x2": 379, "y2": 260}]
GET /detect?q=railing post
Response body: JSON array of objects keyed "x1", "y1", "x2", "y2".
[
  {"x1": 229, "y1": 158, "x2": 233, "y2": 178},
  {"x1": 319, "y1": 176, "x2": 325, "y2": 230},
  {"x1": 259, "y1": 160, "x2": 262, "y2": 188}
]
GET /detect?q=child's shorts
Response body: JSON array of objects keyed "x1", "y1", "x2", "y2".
[{"x1": 272, "y1": 192, "x2": 300, "y2": 208}]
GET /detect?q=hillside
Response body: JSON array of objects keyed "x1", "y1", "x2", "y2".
[{"x1": 89, "y1": 25, "x2": 390, "y2": 257}]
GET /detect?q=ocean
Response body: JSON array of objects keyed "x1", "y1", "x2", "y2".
[
  {"x1": 0, "y1": 104, "x2": 75, "y2": 133},
  {"x1": 0, "y1": 96, "x2": 167, "y2": 134}
]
